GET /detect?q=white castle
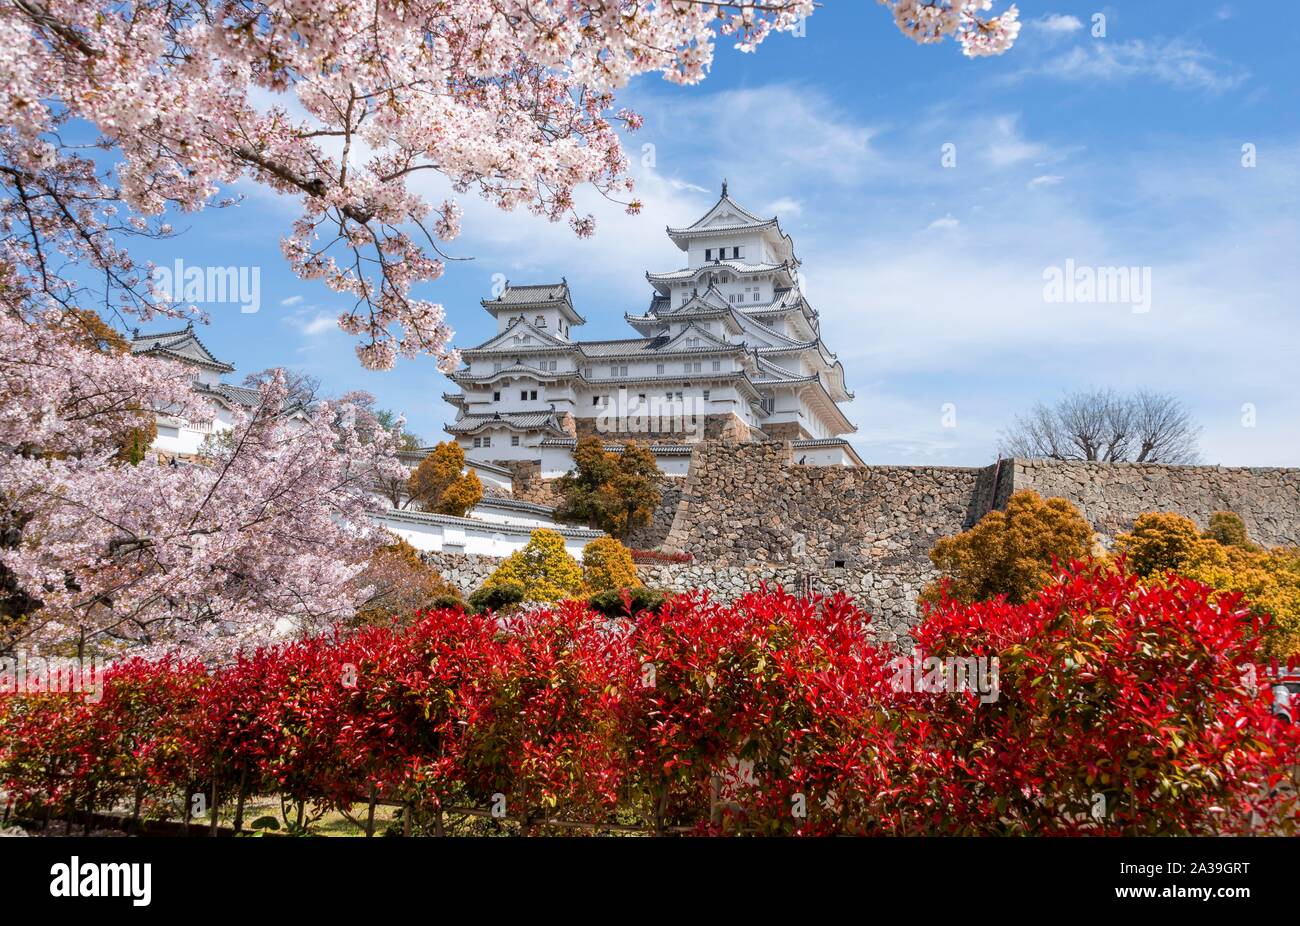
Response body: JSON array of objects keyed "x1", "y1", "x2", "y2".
[
  {"x1": 128, "y1": 322, "x2": 264, "y2": 459},
  {"x1": 445, "y1": 183, "x2": 862, "y2": 474}
]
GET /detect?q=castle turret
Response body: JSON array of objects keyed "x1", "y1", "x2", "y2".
[{"x1": 445, "y1": 184, "x2": 856, "y2": 463}]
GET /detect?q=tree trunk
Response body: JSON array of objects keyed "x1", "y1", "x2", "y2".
[
  {"x1": 130, "y1": 782, "x2": 144, "y2": 834},
  {"x1": 232, "y1": 768, "x2": 248, "y2": 833},
  {"x1": 365, "y1": 787, "x2": 377, "y2": 838},
  {"x1": 208, "y1": 774, "x2": 219, "y2": 836},
  {"x1": 654, "y1": 787, "x2": 669, "y2": 835}
]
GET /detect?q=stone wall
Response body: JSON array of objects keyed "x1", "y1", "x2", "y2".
[
  {"x1": 418, "y1": 550, "x2": 497, "y2": 595},
  {"x1": 624, "y1": 483, "x2": 683, "y2": 549},
  {"x1": 1010, "y1": 459, "x2": 1300, "y2": 547},
  {"x1": 423, "y1": 443, "x2": 1300, "y2": 645},
  {"x1": 635, "y1": 561, "x2": 924, "y2": 643},
  {"x1": 661, "y1": 442, "x2": 996, "y2": 568},
  {"x1": 650, "y1": 441, "x2": 1300, "y2": 640},
  {"x1": 508, "y1": 460, "x2": 564, "y2": 506}
]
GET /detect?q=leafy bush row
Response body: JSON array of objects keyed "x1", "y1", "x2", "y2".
[{"x1": 1, "y1": 570, "x2": 1297, "y2": 835}]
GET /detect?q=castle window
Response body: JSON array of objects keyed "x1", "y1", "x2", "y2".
[
  {"x1": 535, "y1": 315, "x2": 546, "y2": 327},
  {"x1": 611, "y1": 365, "x2": 628, "y2": 377},
  {"x1": 684, "y1": 361, "x2": 702, "y2": 373},
  {"x1": 656, "y1": 364, "x2": 664, "y2": 374},
  {"x1": 483, "y1": 436, "x2": 492, "y2": 448},
  {"x1": 703, "y1": 390, "x2": 711, "y2": 400},
  {"x1": 705, "y1": 248, "x2": 713, "y2": 261},
  {"x1": 521, "y1": 390, "x2": 528, "y2": 400},
  {"x1": 511, "y1": 435, "x2": 520, "y2": 447},
  {"x1": 712, "y1": 360, "x2": 721, "y2": 371},
  {"x1": 472, "y1": 437, "x2": 480, "y2": 448},
  {"x1": 493, "y1": 391, "x2": 500, "y2": 402},
  {"x1": 530, "y1": 390, "x2": 538, "y2": 400}
]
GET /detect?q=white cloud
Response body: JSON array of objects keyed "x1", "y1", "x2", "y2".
[
  {"x1": 284, "y1": 310, "x2": 338, "y2": 337},
  {"x1": 1028, "y1": 174, "x2": 1065, "y2": 190},
  {"x1": 1034, "y1": 14, "x2": 1083, "y2": 33},
  {"x1": 766, "y1": 197, "x2": 803, "y2": 218},
  {"x1": 1029, "y1": 38, "x2": 1248, "y2": 93},
  {"x1": 925, "y1": 215, "x2": 960, "y2": 231},
  {"x1": 636, "y1": 84, "x2": 881, "y2": 187},
  {"x1": 280, "y1": 295, "x2": 303, "y2": 306},
  {"x1": 982, "y1": 114, "x2": 1054, "y2": 168}
]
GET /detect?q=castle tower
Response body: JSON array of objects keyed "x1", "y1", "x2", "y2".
[{"x1": 445, "y1": 185, "x2": 857, "y2": 464}]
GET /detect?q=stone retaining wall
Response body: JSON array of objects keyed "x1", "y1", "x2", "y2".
[
  {"x1": 1010, "y1": 459, "x2": 1300, "y2": 547},
  {"x1": 417, "y1": 550, "x2": 497, "y2": 595},
  {"x1": 423, "y1": 442, "x2": 1300, "y2": 645}
]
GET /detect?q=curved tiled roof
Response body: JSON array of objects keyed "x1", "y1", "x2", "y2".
[
  {"x1": 194, "y1": 382, "x2": 261, "y2": 408},
  {"x1": 664, "y1": 186, "x2": 798, "y2": 263},
  {"x1": 473, "y1": 496, "x2": 558, "y2": 517},
  {"x1": 480, "y1": 280, "x2": 586, "y2": 324},
  {"x1": 130, "y1": 326, "x2": 235, "y2": 373},
  {"x1": 445, "y1": 411, "x2": 569, "y2": 436},
  {"x1": 577, "y1": 335, "x2": 747, "y2": 359},
  {"x1": 374, "y1": 507, "x2": 604, "y2": 540},
  {"x1": 449, "y1": 363, "x2": 574, "y2": 384},
  {"x1": 538, "y1": 438, "x2": 696, "y2": 456},
  {"x1": 647, "y1": 260, "x2": 788, "y2": 284}
]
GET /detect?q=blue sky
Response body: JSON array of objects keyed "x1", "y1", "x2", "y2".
[{"x1": 132, "y1": 2, "x2": 1300, "y2": 466}]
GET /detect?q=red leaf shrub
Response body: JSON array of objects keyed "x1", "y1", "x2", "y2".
[
  {"x1": 900, "y1": 563, "x2": 1300, "y2": 834},
  {"x1": 1, "y1": 569, "x2": 1296, "y2": 835},
  {"x1": 0, "y1": 657, "x2": 207, "y2": 825},
  {"x1": 628, "y1": 549, "x2": 693, "y2": 565}
]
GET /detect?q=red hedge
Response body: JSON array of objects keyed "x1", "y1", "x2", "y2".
[{"x1": 1, "y1": 567, "x2": 1297, "y2": 835}]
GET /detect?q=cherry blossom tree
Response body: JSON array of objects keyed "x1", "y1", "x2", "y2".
[
  {"x1": 1, "y1": 0, "x2": 1019, "y2": 369},
  {"x1": 0, "y1": 357, "x2": 406, "y2": 659},
  {"x1": 0, "y1": 0, "x2": 1019, "y2": 656}
]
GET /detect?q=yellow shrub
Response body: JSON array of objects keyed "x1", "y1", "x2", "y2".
[
  {"x1": 484, "y1": 528, "x2": 585, "y2": 602},
  {"x1": 1180, "y1": 540, "x2": 1300, "y2": 659},
  {"x1": 437, "y1": 469, "x2": 482, "y2": 517},
  {"x1": 922, "y1": 490, "x2": 1094, "y2": 605},
  {"x1": 582, "y1": 537, "x2": 641, "y2": 593},
  {"x1": 1114, "y1": 512, "x2": 1202, "y2": 577},
  {"x1": 408, "y1": 441, "x2": 482, "y2": 515}
]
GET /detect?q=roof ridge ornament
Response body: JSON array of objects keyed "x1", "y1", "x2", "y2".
[{"x1": 721, "y1": 178, "x2": 728, "y2": 197}]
